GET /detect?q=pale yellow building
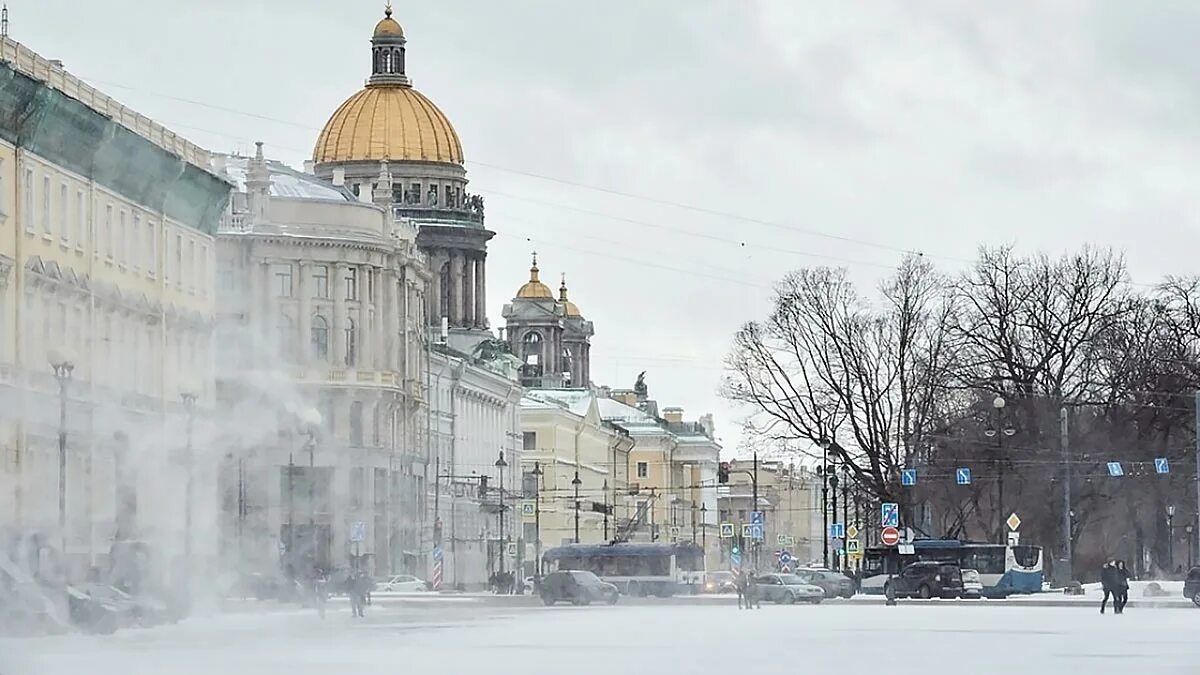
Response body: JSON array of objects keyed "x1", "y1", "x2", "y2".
[
  {"x1": 518, "y1": 389, "x2": 633, "y2": 574},
  {"x1": 0, "y1": 37, "x2": 230, "y2": 579},
  {"x1": 718, "y1": 460, "x2": 821, "y2": 569}
]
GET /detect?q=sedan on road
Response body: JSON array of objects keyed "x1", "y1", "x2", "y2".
[
  {"x1": 376, "y1": 575, "x2": 427, "y2": 593},
  {"x1": 1184, "y1": 567, "x2": 1200, "y2": 607},
  {"x1": 797, "y1": 569, "x2": 856, "y2": 598},
  {"x1": 753, "y1": 574, "x2": 826, "y2": 604},
  {"x1": 540, "y1": 571, "x2": 619, "y2": 606}
]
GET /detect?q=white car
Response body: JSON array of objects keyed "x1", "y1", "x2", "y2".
[
  {"x1": 376, "y1": 574, "x2": 427, "y2": 592},
  {"x1": 960, "y1": 568, "x2": 984, "y2": 598}
]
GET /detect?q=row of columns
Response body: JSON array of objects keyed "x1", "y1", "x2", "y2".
[{"x1": 427, "y1": 248, "x2": 486, "y2": 329}]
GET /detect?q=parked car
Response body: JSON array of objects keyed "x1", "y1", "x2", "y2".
[
  {"x1": 376, "y1": 575, "x2": 427, "y2": 593},
  {"x1": 705, "y1": 571, "x2": 736, "y2": 594},
  {"x1": 884, "y1": 561, "x2": 964, "y2": 599},
  {"x1": 753, "y1": 574, "x2": 826, "y2": 604},
  {"x1": 1184, "y1": 567, "x2": 1200, "y2": 607},
  {"x1": 539, "y1": 571, "x2": 619, "y2": 606},
  {"x1": 797, "y1": 568, "x2": 855, "y2": 598},
  {"x1": 960, "y1": 568, "x2": 984, "y2": 599}
]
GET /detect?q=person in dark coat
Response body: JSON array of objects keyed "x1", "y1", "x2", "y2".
[
  {"x1": 734, "y1": 571, "x2": 748, "y2": 610},
  {"x1": 1113, "y1": 560, "x2": 1131, "y2": 614},
  {"x1": 1099, "y1": 561, "x2": 1116, "y2": 614},
  {"x1": 746, "y1": 573, "x2": 761, "y2": 609}
]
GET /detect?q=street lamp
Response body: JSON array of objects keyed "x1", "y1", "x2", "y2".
[
  {"x1": 49, "y1": 350, "x2": 74, "y2": 559},
  {"x1": 532, "y1": 462, "x2": 543, "y2": 576},
  {"x1": 1188, "y1": 525, "x2": 1195, "y2": 569},
  {"x1": 1168, "y1": 505, "x2": 1176, "y2": 571},
  {"x1": 829, "y1": 469, "x2": 840, "y2": 571},
  {"x1": 691, "y1": 502, "x2": 698, "y2": 544},
  {"x1": 301, "y1": 408, "x2": 320, "y2": 571},
  {"x1": 179, "y1": 390, "x2": 198, "y2": 564},
  {"x1": 602, "y1": 479, "x2": 610, "y2": 542},
  {"x1": 495, "y1": 451, "x2": 508, "y2": 579},
  {"x1": 984, "y1": 396, "x2": 1016, "y2": 542},
  {"x1": 700, "y1": 503, "x2": 708, "y2": 554},
  {"x1": 572, "y1": 471, "x2": 582, "y2": 544}
]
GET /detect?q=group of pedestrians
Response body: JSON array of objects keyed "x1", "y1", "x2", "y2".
[
  {"x1": 1100, "y1": 560, "x2": 1131, "y2": 614},
  {"x1": 734, "y1": 570, "x2": 760, "y2": 610}
]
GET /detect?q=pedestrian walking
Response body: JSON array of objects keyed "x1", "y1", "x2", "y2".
[
  {"x1": 313, "y1": 569, "x2": 328, "y2": 620},
  {"x1": 349, "y1": 571, "x2": 367, "y2": 618},
  {"x1": 746, "y1": 572, "x2": 761, "y2": 609},
  {"x1": 1114, "y1": 560, "x2": 1131, "y2": 614},
  {"x1": 734, "y1": 570, "x2": 747, "y2": 610},
  {"x1": 1099, "y1": 561, "x2": 1116, "y2": 614}
]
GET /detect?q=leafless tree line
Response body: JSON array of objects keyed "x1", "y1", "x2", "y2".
[{"x1": 723, "y1": 245, "x2": 1200, "y2": 578}]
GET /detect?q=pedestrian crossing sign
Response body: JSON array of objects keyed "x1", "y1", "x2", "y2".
[
  {"x1": 847, "y1": 539, "x2": 861, "y2": 554},
  {"x1": 521, "y1": 501, "x2": 536, "y2": 518},
  {"x1": 720, "y1": 522, "x2": 735, "y2": 538}
]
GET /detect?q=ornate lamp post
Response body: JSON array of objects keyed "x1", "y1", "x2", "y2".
[
  {"x1": 984, "y1": 396, "x2": 1016, "y2": 542},
  {"x1": 700, "y1": 503, "x2": 708, "y2": 554},
  {"x1": 1168, "y1": 505, "x2": 1176, "y2": 571},
  {"x1": 495, "y1": 451, "x2": 508, "y2": 578},
  {"x1": 602, "y1": 479, "x2": 610, "y2": 542},
  {"x1": 572, "y1": 471, "x2": 582, "y2": 544},
  {"x1": 532, "y1": 462, "x2": 543, "y2": 576},
  {"x1": 50, "y1": 350, "x2": 74, "y2": 558}
]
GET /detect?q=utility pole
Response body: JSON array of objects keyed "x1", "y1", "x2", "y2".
[
  {"x1": 572, "y1": 471, "x2": 582, "y2": 544},
  {"x1": 1194, "y1": 390, "x2": 1200, "y2": 568},
  {"x1": 1060, "y1": 406, "x2": 1073, "y2": 583},
  {"x1": 752, "y1": 452, "x2": 759, "y2": 570},
  {"x1": 532, "y1": 462, "x2": 543, "y2": 576}
]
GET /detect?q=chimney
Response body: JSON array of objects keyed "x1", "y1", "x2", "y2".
[
  {"x1": 663, "y1": 407, "x2": 683, "y2": 424},
  {"x1": 303, "y1": 160, "x2": 315, "y2": 174},
  {"x1": 332, "y1": 167, "x2": 345, "y2": 186}
]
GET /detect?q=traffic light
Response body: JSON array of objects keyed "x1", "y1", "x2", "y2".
[
  {"x1": 731, "y1": 541, "x2": 741, "y2": 556},
  {"x1": 718, "y1": 461, "x2": 730, "y2": 484}
]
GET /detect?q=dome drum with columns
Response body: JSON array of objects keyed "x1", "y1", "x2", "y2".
[
  {"x1": 502, "y1": 253, "x2": 594, "y2": 389},
  {"x1": 314, "y1": 6, "x2": 491, "y2": 336}
]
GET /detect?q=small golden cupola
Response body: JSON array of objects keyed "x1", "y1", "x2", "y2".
[
  {"x1": 559, "y1": 274, "x2": 582, "y2": 317},
  {"x1": 373, "y1": 4, "x2": 404, "y2": 37},
  {"x1": 516, "y1": 252, "x2": 554, "y2": 299}
]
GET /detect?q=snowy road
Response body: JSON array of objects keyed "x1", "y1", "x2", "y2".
[{"x1": 4, "y1": 602, "x2": 1197, "y2": 675}]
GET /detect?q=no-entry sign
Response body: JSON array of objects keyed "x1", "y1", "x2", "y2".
[{"x1": 881, "y1": 526, "x2": 900, "y2": 546}]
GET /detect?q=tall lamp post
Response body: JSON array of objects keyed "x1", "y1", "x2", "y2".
[
  {"x1": 50, "y1": 352, "x2": 74, "y2": 558},
  {"x1": 1167, "y1": 505, "x2": 1176, "y2": 571},
  {"x1": 495, "y1": 451, "x2": 508, "y2": 579},
  {"x1": 841, "y1": 464, "x2": 850, "y2": 556},
  {"x1": 1187, "y1": 525, "x2": 1195, "y2": 569},
  {"x1": 691, "y1": 503, "x2": 698, "y2": 544},
  {"x1": 984, "y1": 396, "x2": 1016, "y2": 542},
  {"x1": 572, "y1": 471, "x2": 582, "y2": 544},
  {"x1": 602, "y1": 479, "x2": 610, "y2": 542},
  {"x1": 532, "y1": 462, "x2": 543, "y2": 576},
  {"x1": 700, "y1": 503, "x2": 708, "y2": 556},
  {"x1": 829, "y1": 469, "x2": 840, "y2": 571},
  {"x1": 180, "y1": 391, "x2": 198, "y2": 563}
]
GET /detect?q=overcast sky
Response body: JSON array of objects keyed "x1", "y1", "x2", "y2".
[{"x1": 14, "y1": 1, "x2": 1200, "y2": 455}]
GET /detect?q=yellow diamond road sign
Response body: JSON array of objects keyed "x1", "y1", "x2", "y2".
[
  {"x1": 1006, "y1": 513, "x2": 1021, "y2": 531},
  {"x1": 846, "y1": 525, "x2": 860, "y2": 540}
]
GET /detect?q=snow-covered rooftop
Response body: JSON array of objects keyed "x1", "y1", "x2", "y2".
[{"x1": 216, "y1": 155, "x2": 353, "y2": 202}]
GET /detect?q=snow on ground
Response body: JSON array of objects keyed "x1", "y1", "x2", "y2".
[{"x1": 3, "y1": 601, "x2": 1198, "y2": 675}]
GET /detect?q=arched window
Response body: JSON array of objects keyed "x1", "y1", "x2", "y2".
[
  {"x1": 311, "y1": 315, "x2": 329, "y2": 361},
  {"x1": 561, "y1": 347, "x2": 573, "y2": 384},
  {"x1": 345, "y1": 317, "x2": 357, "y2": 367},
  {"x1": 349, "y1": 400, "x2": 364, "y2": 447},
  {"x1": 522, "y1": 332, "x2": 543, "y2": 377}
]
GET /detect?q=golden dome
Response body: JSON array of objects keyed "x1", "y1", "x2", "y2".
[
  {"x1": 374, "y1": 6, "x2": 404, "y2": 38},
  {"x1": 313, "y1": 86, "x2": 464, "y2": 165},
  {"x1": 559, "y1": 275, "x2": 581, "y2": 317},
  {"x1": 517, "y1": 253, "x2": 554, "y2": 299}
]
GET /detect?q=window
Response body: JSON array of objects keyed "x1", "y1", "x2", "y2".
[
  {"x1": 58, "y1": 184, "x2": 68, "y2": 242},
  {"x1": 408, "y1": 182, "x2": 420, "y2": 205},
  {"x1": 75, "y1": 191, "x2": 85, "y2": 249},
  {"x1": 636, "y1": 462, "x2": 648, "y2": 479},
  {"x1": 344, "y1": 317, "x2": 356, "y2": 366},
  {"x1": 146, "y1": 220, "x2": 155, "y2": 276},
  {"x1": 41, "y1": 175, "x2": 50, "y2": 235},
  {"x1": 522, "y1": 432, "x2": 536, "y2": 450},
  {"x1": 349, "y1": 466, "x2": 365, "y2": 508},
  {"x1": 118, "y1": 211, "x2": 127, "y2": 266},
  {"x1": 272, "y1": 263, "x2": 293, "y2": 297},
  {"x1": 174, "y1": 234, "x2": 182, "y2": 285},
  {"x1": 345, "y1": 267, "x2": 358, "y2": 300},
  {"x1": 313, "y1": 265, "x2": 328, "y2": 298},
  {"x1": 131, "y1": 213, "x2": 141, "y2": 270},
  {"x1": 522, "y1": 472, "x2": 538, "y2": 498},
  {"x1": 104, "y1": 205, "x2": 113, "y2": 258},
  {"x1": 22, "y1": 168, "x2": 32, "y2": 231},
  {"x1": 187, "y1": 239, "x2": 195, "y2": 290},
  {"x1": 319, "y1": 393, "x2": 335, "y2": 435},
  {"x1": 311, "y1": 315, "x2": 329, "y2": 360},
  {"x1": 349, "y1": 401, "x2": 364, "y2": 447},
  {"x1": 278, "y1": 315, "x2": 294, "y2": 361}
]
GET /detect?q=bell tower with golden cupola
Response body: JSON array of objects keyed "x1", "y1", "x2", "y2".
[{"x1": 502, "y1": 254, "x2": 594, "y2": 389}]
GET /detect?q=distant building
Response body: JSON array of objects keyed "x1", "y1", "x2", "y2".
[
  {"x1": 502, "y1": 254, "x2": 593, "y2": 389},
  {"x1": 717, "y1": 461, "x2": 820, "y2": 569},
  {"x1": 0, "y1": 36, "x2": 230, "y2": 578}
]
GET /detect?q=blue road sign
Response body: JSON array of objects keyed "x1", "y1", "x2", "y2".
[
  {"x1": 1107, "y1": 462, "x2": 1124, "y2": 477},
  {"x1": 751, "y1": 511, "x2": 764, "y2": 526},
  {"x1": 881, "y1": 502, "x2": 899, "y2": 528},
  {"x1": 779, "y1": 551, "x2": 793, "y2": 565},
  {"x1": 1155, "y1": 457, "x2": 1170, "y2": 475},
  {"x1": 830, "y1": 523, "x2": 845, "y2": 539},
  {"x1": 901, "y1": 469, "x2": 917, "y2": 487},
  {"x1": 956, "y1": 468, "x2": 972, "y2": 485},
  {"x1": 350, "y1": 520, "x2": 367, "y2": 543},
  {"x1": 749, "y1": 524, "x2": 764, "y2": 540}
]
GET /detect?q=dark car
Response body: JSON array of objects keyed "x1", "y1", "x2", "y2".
[
  {"x1": 1185, "y1": 567, "x2": 1200, "y2": 607},
  {"x1": 884, "y1": 561, "x2": 964, "y2": 599},
  {"x1": 539, "y1": 571, "x2": 619, "y2": 606},
  {"x1": 797, "y1": 568, "x2": 856, "y2": 599}
]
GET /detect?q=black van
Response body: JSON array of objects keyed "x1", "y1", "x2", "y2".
[
  {"x1": 884, "y1": 561, "x2": 965, "y2": 599},
  {"x1": 539, "y1": 571, "x2": 619, "y2": 606},
  {"x1": 1184, "y1": 567, "x2": 1200, "y2": 607}
]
